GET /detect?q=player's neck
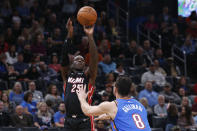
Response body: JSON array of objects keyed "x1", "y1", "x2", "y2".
[{"x1": 116, "y1": 94, "x2": 130, "y2": 100}]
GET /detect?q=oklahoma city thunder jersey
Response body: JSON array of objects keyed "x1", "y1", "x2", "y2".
[{"x1": 111, "y1": 98, "x2": 151, "y2": 131}]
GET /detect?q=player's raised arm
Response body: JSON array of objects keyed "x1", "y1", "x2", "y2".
[
  {"x1": 83, "y1": 26, "x2": 98, "y2": 85},
  {"x1": 61, "y1": 18, "x2": 73, "y2": 82}
]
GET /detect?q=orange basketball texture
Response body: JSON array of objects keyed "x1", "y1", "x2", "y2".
[{"x1": 77, "y1": 6, "x2": 97, "y2": 26}]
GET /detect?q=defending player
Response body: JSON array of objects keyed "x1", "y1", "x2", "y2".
[
  {"x1": 77, "y1": 76, "x2": 151, "y2": 131},
  {"x1": 61, "y1": 18, "x2": 98, "y2": 131}
]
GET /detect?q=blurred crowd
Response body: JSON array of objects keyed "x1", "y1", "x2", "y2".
[{"x1": 0, "y1": 0, "x2": 197, "y2": 131}]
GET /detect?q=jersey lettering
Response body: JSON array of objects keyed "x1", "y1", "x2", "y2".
[{"x1": 132, "y1": 114, "x2": 145, "y2": 129}]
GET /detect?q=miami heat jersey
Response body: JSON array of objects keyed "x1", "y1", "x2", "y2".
[
  {"x1": 111, "y1": 98, "x2": 151, "y2": 131},
  {"x1": 64, "y1": 71, "x2": 89, "y2": 116}
]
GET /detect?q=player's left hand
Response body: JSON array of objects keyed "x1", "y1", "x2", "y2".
[
  {"x1": 76, "y1": 84, "x2": 90, "y2": 101},
  {"x1": 83, "y1": 25, "x2": 94, "y2": 37}
]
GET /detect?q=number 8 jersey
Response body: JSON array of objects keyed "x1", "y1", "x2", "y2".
[
  {"x1": 64, "y1": 71, "x2": 93, "y2": 117},
  {"x1": 111, "y1": 98, "x2": 151, "y2": 131}
]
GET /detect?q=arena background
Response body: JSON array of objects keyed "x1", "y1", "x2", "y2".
[{"x1": 0, "y1": 0, "x2": 197, "y2": 131}]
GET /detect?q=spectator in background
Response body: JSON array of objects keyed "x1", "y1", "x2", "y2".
[
  {"x1": 12, "y1": 21, "x2": 21, "y2": 40},
  {"x1": 11, "y1": 105, "x2": 33, "y2": 127},
  {"x1": 177, "y1": 106, "x2": 195, "y2": 129},
  {"x1": 46, "y1": 13, "x2": 60, "y2": 32},
  {"x1": 95, "y1": 17, "x2": 106, "y2": 35},
  {"x1": 181, "y1": 35, "x2": 196, "y2": 54},
  {"x1": 133, "y1": 46, "x2": 152, "y2": 68},
  {"x1": 192, "y1": 97, "x2": 197, "y2": 124},
  {"x1": 186, "y1": 11, "x2": 197, "y2": 38},
  {"x1": 78, "y1": 36, "x2": 89, "y2": 57},
  {"x1": 34, "y1": 102, "x2": 53, "y2": 129},
  {"x1": 45, "y1": 84, "x2": 62, "y2": 110},
  {"x1": 7, "y1": 65, "x2": 19, "y2": 82},
  {"x1": 154, "y1": 95, "x2": 167, "y2": 117},
  {"x1": 143, "y1": 40, "x2": 154, "y2": 59},
  {"x1": 13, "y1": 53, "x2": 29, "y2": 75},
  {"x1": 165, "y1": 103, "x2": 179, "y2": 131},
  {"x1": 22, "y1": 44, "x2": 33, "y2": 63},
  {"x1": 98, "y1": 39, "x2": 110, "y2": 56},
  {"x1": 0, "y1": 101, "x2": 11, "y2": 127},
  {"x1": 130, "y1": 83, "x2": 138, "y2": 99},
  {"x1": 38, "y1": 61, "x2": 57, "y2": 82},
  {"x1": 1, "y1": 92, "x2": 16, "y2": 114},
  {"x1": 163, "y1": 57, "x2": 180, "y2": 77},
  {"x1": 139, "y1": 81, "x2": 158, "y2": 107},
  {"x1": 54, "y1": 102, "x2": 66, "y2": 128},
  {"x1": 9, "y1": 82, "x2": 24, "y2": 105},
  {"x1": 141, "y1": 64, "x2": 166, "y2": 87},
  {"x1": 25, "y1": 81, "x2": 43, "y2": 103},
  {"x1": 50, "y1": 27, "x2": 64, "y2": 55},
  {"x1": 106, "y1": 18, "x2": 119, "y2": 39},
  {"x1": 99, "y1": 54, "x2": 116, "y2": 74},
  {"x1": 20, "y1": 92, "x2": 37, "y2": 115},
  {"x1": 0, "y1": 53, "x2": 8, "y2": 80},
  {"x1": 176, "y1": 76, "x2": 190, "y2": 93},
  {"x1": 160, "y1": 83, "x2": 181, "y2": 105},
  {"x1": 154, "y1": 59, "x2": 167, "y2": 76},
  {"x1": 95, "y1": 120, "x2": 108, "y2": 131},
  {"x1": 110, "y1": 37, "x2": 124, "y2": 58},
  {"x1": 139, "y1": 97, "x2": 153, "y2": 122},
  {"x1": 0, "y1": 35, "x2": 9, "y2": 54},
  {"x1": 181, "y1": 96, "x2": 192, "y2": 108},
  {"x1": 31, "y1": 33, "x2": 46, "y2": 56},
  {"x1": 1, "y1": 0, "x2": 12, "y2": 19},
  {"x1": 114, "y1": 63, "x2": 125, "y2": 76},
  {"x1": 4, "y1": 28, "x2": 15, "y2": 45},
  {"x1": 16, "y1": 0, "x2": 30, "y2": 18},
  {"x1": 124, "y1": 40, "x2": 137, "y2": 59},
  {"x1": 159, "y1": 6, "x2": 172, "y2": 24},
  {"x1": 154, "y1": 48, "x2": 166, "y2": 67},
  {"x1": 5, "y1": 44, "x2": 18, "y2": 65},
  {"x1": 144, "y1": 14, "x2": 158, "y2": 31},
  {"x1": 62, "y1": 0, "x2": 77, "y2": 17},
  {"x1": 25, "y1": 65, "x2": 40, "y2": 81}
]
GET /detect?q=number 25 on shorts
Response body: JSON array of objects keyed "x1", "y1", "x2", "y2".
[{"x1": 132, "y1": 114, "x2": 145, "y2": 129}]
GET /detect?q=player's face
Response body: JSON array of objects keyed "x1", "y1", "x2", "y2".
[{"x1": 73, "y1": 55, "x2": 85, "y2": 70}]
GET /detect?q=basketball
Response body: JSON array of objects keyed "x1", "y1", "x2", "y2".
[{"x1": 77, "y1": 6, "x2": 97, "y2": 26}]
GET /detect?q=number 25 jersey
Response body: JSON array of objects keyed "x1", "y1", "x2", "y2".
[
  {"x1": 111, "y1": 98, "x2": 151, "y2": 131},
  {"x1": 64, "y1": 71, "x2": 90, "y2": 116}
]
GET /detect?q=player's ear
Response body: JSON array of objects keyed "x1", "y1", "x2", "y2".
[{"x1": 113, "y1": 86, "x2": 117, "y2": 97}]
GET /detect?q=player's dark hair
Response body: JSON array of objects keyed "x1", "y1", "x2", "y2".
[{"x1": 115, "y1": 76, "x2": 132, "y2": 97}]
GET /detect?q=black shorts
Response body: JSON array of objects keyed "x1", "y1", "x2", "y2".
[{"x1": 64, "y1": 116, "x2": 91, "y2": 131}]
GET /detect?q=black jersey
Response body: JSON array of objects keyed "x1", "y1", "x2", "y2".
[{"x1": 64, "y1": 71, "x2": 89, "y2": 117}]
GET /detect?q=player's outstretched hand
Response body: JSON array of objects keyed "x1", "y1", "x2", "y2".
[
  {"x1": 66, "y1": 18, "x2": 73, "y2": 38},
  {"x1": 83, "y1": 25, "x2": 94, "y2": 37},
  {"x1": 76, "y1": 84, "x2": 90, "y2": 101}
]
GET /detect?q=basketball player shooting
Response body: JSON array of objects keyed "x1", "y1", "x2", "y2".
[
  {"x1": 77, "y1": 76, "x2": 151, "y2": 131},
  {"x1": 61, "y1": 18, "x2": 98, "y2": 131}
]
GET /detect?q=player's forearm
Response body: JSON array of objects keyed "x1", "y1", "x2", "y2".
[
  {"x1": 79, "y1": 98, "x2": 93, "y2": 116},
  {"x1": 88, "y1": 35, "x2": 98, "y2": 82}
]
